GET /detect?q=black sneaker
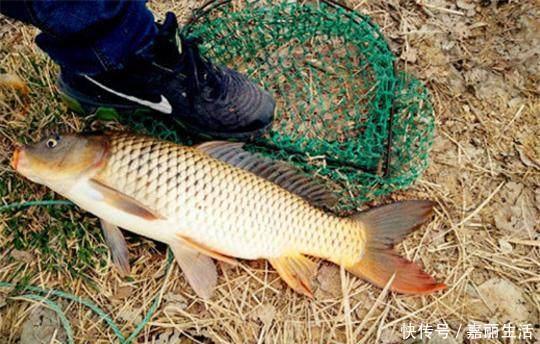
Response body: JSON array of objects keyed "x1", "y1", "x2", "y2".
[{"x1": 58, "y1": 12, "x2": 275, "y2": 140}]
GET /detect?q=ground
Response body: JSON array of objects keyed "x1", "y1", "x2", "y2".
[{"x1": 0, "y1": 0, "x2": 538, "y2": 343}]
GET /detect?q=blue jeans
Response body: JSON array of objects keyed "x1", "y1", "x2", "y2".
[{"x1": 0, "y1": 0, "x2": 157, "y2": 74}]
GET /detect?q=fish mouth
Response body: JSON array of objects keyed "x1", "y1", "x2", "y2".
[{"x1": 11, "y1": 147, "x2": 21, "y2": 171}]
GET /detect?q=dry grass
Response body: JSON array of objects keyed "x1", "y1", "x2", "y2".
[{"x1": 0, "y1": 0, "x2": 538, "y2": 343}]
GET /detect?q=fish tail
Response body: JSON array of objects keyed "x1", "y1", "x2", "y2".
[{"x1": 345, "y1": 200, "x2": 446, "y2": 294}]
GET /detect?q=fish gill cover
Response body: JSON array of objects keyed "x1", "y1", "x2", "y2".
[{"x1": 132, "y1": 0, "x2": 435, "y2": 212}]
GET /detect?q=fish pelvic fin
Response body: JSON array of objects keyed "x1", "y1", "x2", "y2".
[
  {"x1": 177, "y1": 234, "x2": 239, "y2": 266},
  {"x1": 100, "y1": 219, "x2": 130, "y2": 276},
  {"x1": 346, "y1": 200, "x2": 446, "y2": 294},
  {"x1": 269, "y1": 254, "x2": 318, "y2": 298},
  {"x1": 170, "y1": 240, "x2": 217, "y2": 299}
]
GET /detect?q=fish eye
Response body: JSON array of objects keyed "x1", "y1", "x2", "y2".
[{"x1": 46, "y1": 138, "x2": 58, "y2": 148}]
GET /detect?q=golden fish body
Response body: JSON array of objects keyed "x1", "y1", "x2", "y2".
[
  {"x1": 90, "y1": 133, "x2": 363, "y2": 264},
  {"x1": 14, "y1": 132, "x2": 445, "y2": 298}
]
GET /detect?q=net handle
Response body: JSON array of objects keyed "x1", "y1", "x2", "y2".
[
  {"x1": 317, "y1": 0, "x2": 398, "y2": 177},
  {"x1": 187, "y1": 0, "x2": 373, "y2": 27},
  {"x1": 186, "y1": 0, "x2": 232, "y2": 26}
]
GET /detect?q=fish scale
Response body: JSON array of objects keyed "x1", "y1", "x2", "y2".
[{"x1": 95, "y1": 132, "x2": 359, "y2": 261}]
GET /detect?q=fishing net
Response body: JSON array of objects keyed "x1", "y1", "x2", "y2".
[
  {"x1": 0, "y1": 2, "x2": 435, "y2": 337},
  {"x1": 138, "y1": 0, "x2": 435, "y2": 212}
]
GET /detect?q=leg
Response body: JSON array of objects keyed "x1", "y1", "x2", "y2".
[
  {"x1": 1, "y1": 1, "x2": 275, "y2": 139},
  {"x1": 0, "y1": 0, "x2": 156, "y2": 74}
]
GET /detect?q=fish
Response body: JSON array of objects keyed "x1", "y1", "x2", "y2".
[{"x1": 12, "y1": 131, "x2": 445, "y2": 298}]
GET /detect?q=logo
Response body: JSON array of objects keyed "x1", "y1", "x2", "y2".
[
  {"x1": 84, "y1": 76, "x2": 173, "y2": 114},
  {"x1": 175, "y1": 33, "x2": 182, "y2": 55}
]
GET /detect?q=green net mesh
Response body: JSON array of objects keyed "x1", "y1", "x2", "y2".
[{"x1": 132, "y1": 0, "x2": 434, "y2": 212}]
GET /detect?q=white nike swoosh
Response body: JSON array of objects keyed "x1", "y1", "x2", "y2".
[{"x1": 84, "y1": 75, "x2": 173, "y2": 114}]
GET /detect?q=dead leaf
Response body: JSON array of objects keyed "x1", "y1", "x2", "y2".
[
  {"x1": 20, "y1": 306, "x2": 67, "y2": 344},
  {"x1": 498, "y1": 239, "x2": 513, "y2": 253},
  {"x1": 0, "y1": 73, "x2": 29, "y2": 94},
  {"x1": 113, "y1": 285, "x2": 133, "y2": 300},
  {"x1": 464, "y1": 68, "x2": 512, "y2": 100},
  {"x1": 516, "y1": 144, "x2": 540, "y2": 169},
  {"x1": 316, "y1": 264, "x2": 341, "y2": 298},
  {"x1": 453, "y1": 21, "x2": 471, "y2": 39},
  {"x1": 456, "y1": 0, "x2": 475, "y2": 11},
  {"x1": 535, "y1": 188, "x2": 540, "y2": 211},
  {"x1": 11, "y1": 249, "x2": 34, "y2": 264},
  {"x1": 0, "y1": 289, "x2": 7, "y2": 309},
  {"x1": 494, "y1": 205, "x2": 519, "y2": 233},
  {"x1": 117, "y1": 307, "x2": 142, "y2": 323},
  {"x1": 163, "y1": 292, "x2": 187, "y2": 314},
  {"x1": 400, "y1": 46, "x2": 418, "y2": 63},
  {"x1": 425, "y1": 332, "x2": 460, "y2": 344},
  {"x1": 446, "y1": 66, "x2": 466, "y2": 94},
  {"x1": 0, "y1": 285, "x2": 14, "y2": 307},
  {"x1": 501, "y1": 181, "x2": 524, "y2": 203},
  {"x1": 379, "y1": 328, "x2": 402, "y2": 343},
  {"x1": 475, "y1": 278, "x2": 532, "y2": 323},
  {"x1": 154, "y1": 329, "x2": 190, "y2": 344},
  {"x1": 252, "y1": 304, "x2": 276, "y2": 326},
  {"x1": 495, "y1": 206, "x2": 536, "y2": 237},
  {"x1": 494, "y1": 183, "x2": 538, "y2": 237},
  {"x1": 462, "y1": 143, "x2": 484, "y2": 160},
  {"x1": 163, "y1": 292, "x2": 187, "y2": 304}
]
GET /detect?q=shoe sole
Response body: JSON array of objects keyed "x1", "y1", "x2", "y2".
[{"x1": 57, "y1": 79, "x2": 272, "y2": 141}]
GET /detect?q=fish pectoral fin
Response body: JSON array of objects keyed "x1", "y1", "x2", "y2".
[
  {"x1": 268, "y1": 254, "x2": 318, "y2": 298},
  {"x1": 100, "y1": 219, "x2": 130, "y2": 276},
  {"x1": 88, "y1": 178, "x2": 163, "y2": 220},
  {"x1": 170, "y1": 240, "x2": 217, "y2": 299},
  {"x1": 177, "y1": 234, "x2": 239, "y2": 266}
]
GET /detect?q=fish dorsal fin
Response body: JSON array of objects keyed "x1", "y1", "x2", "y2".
[
  {"x1": 196, "y1": 141, "x2": 337, "y2": 209},
  {"x1": 88, "y1": 179, "x2": 164, "y2": 220}
]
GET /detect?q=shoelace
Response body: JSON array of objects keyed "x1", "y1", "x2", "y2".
[{"x1": 182, "y1": 36, "x2": 227, "y2": 102}]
